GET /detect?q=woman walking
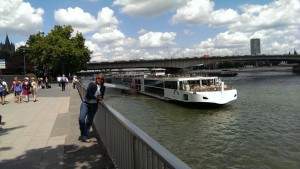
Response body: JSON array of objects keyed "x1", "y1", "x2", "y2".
[
  {"x1": 31, "y1": 78, "x2": 39, "y2": 102},
  {"x1": 22, "y1": 77, "x2": 31, "y2": 102},
  {"x1": 14, "y1": 81, "x2": 22, "y2": 103},
  {"x1": 10, "y1": 76, "x2": 19, "y2": 102}
]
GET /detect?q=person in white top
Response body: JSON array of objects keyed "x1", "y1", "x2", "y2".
[
  {"x1": 57, "y1": 75, "x2": 61, "y2": 87},
  {"x1": 60, "y1": 74, "x2": 68, "y2": 91},
  {"x1": 72, "y1": 75, "x2": 78, "y2": 89},
  {"x1": 0, "y1": 78, "x2": 9, "y2": 105}
]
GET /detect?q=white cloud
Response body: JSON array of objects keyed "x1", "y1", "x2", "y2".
[
  {"x1": 231, "y1": 0, "x2": 300, "y2": 32},
  {"x1": 171, "y1": 0, "x2": 214, "y2": 25},
  {"x1": 138, "y1": 32, "x2": 176, "y2": 49},
  {"x1": 85, "y1": 40, "x2": 107, "y2": 62},
  {"x1": 54, "y1": 6, "x2": 137, "y2": 59},
  {"x1": 214, "y1": 31, "x2": 249, "y2": 48},
  {"x1": 172, "y1": 0, "x2": 300, "y2": 32},
  {"x1": 210, "y1": 9, "x2": 239, "y2": 26},
  {"x1": 85, "y1": 40, "x2": 99, "y2": 53},
  {"x1": 91, "y1": 28, "x2": 125, "y2": 44},
  {"x1": 188, "y1": 31, "x2": 251, "y2": 56},
  {"x1": 53, "y1": 5, "x2": 138, "y2": 62},
  {"x1": 15, "y1": 41, "x2": 26, "y2": 49},
  {"x1": 113, "y1": 0, "x2": 185, "y2": 17},
  {"x1": 97, "y1": 7, "x2": 119, "y2": 28},
  {"x1": 3, "y1": 0, "x2": 300, "y2": 61},
  {"x1": 54, "y1": 7, "x2": 120, "y2": 34},
  {"x1": 171, "y1": 0, "x2": 300, "y2": 56},
  {"x1": 171, "y1": 0, "x2": 240, "y2": 26},
  {"x1": 54, "y1": 7, "x2": 98, "y2": 33},
  {"x1": 0, "y1": 0, "x2": 44, "y2": 35}
]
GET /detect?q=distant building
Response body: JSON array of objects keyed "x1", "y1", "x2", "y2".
[
  {"x1": 0, "y1": 34, "x2": 15, "y2": 52},
  {"x1": 250, "y1": 38, "x2": 261, "y2": 55}
]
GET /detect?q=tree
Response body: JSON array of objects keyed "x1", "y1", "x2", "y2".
[
  {"x1": 0, "y1": 50, "x2": 11, "y2": 60},
  {"x1": 26, "y1": 25, "x2": 92, "y2": 77}
]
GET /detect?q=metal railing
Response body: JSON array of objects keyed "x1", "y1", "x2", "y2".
[{"x1": 76, "y1": 82, "x2": 191, "y2": 169}]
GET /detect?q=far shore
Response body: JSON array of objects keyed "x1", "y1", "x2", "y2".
[
  {"x1": 233, "y1": 65, "x2": 293, "y2": 72},
  {"x1": 198, "y1": 65, "x2": 294, "y2": 73}
]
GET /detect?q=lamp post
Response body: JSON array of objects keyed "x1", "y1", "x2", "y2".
[{"x1": 23, "y1": 50, "x2": 26, "y2": 75}]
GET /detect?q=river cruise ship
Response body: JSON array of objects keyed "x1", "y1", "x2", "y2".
[{"x1": 107, "y1": 74, "x2": 237, "y2": 106}]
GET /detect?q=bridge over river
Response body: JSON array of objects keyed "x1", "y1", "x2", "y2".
[
  {"x1": 87, "y1": 55, "x2": 300, "y2": 70},
  {"x1": 86, "y1": 55, "x2": 300, "y2": 74}
]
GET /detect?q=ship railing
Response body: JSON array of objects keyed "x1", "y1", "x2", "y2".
[
  {"x1": 191, "y1": 84, "x2": 233, "y2": 92},
  {"x1": 76, "y1": 81, "x2": 191, "y2": 169}
]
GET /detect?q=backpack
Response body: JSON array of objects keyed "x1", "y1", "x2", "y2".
[
  {"x1": 61, "y1": 77, "x2": 66, "y2": 82},
  {"x1": 0, "y1": 82, "x2": 6, "y2": 91}
]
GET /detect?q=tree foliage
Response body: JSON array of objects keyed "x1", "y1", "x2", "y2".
[
  {"x1": 26, "y1": 25, "x2": 92, "y2": 77},
  {"x1": 0, "y1": 50, "x2": 11, "y2": 60}
]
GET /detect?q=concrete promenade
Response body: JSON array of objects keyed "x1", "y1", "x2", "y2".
[{"x1": 0, "y1": 84, "x2": 114, "y2": 169}]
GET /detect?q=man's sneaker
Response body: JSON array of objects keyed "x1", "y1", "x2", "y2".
[{"x1": 78, "y1": 136, "x2": 90, "y2": 143}]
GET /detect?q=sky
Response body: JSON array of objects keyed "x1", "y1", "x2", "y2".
[{"x1": 0, "y1": 0, "x2": 300, "y2": 62}]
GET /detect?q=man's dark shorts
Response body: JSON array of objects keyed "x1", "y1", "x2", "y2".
[{"x1": 0, "y1": 90, "x2": 6, "y2": 97}]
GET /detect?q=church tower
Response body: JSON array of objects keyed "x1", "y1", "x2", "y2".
[{"x1": 0, "y1": 34, "x2": 15, "y2": 52}]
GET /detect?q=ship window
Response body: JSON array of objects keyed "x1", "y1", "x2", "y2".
[
  {"x1": 202, "y1": 80, "x2": 211, "y2": 86},
  {"x1": 184, "y1": 94, "x2": 188, "y2": 100},
  {"x1": 165, "y1": 81, "x2": 178, "y2": 89},
  {"x1": 179, "y1": 81, "x2": 183, "y2": 90},
  {"x1": 187, "y1": 80, "x2": 200, "y2": 88},
  {"x1": 145, "y1": 87, "x2": 164, "y2": 96},
  {"x1": 144, "y1": 80, "x2": 164, "y2": 88}
]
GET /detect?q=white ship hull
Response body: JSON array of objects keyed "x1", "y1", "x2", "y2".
[
  {"x1": 163, "y1": 89, "x2": 237, "y2": 105},
  {"x1": 106, "y1": 75, "x2": 237, "y2": 106},
  {"x1": 135, "y1": 76, "x2": 237, "y2": 105}
]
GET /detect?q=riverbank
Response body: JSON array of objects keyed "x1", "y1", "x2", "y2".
[
  {"x1": 235, "y1": 65, "x2": 293, "y2": 72},
  {"x1": 191, "y1": 65, "x2": 294, "y2": 76}
]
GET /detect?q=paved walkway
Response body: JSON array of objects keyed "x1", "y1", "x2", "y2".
[{"x1": 0, "y1": 83, "x2": 115, "y2": 169}]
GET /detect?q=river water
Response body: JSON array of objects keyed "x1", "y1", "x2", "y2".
[{"x1": 87, "y1": 71, "x2": 300, "y2": 169}]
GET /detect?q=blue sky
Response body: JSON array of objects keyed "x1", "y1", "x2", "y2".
[{"x1": 0, "y1": 0, "x2": 299, "y2": 62}]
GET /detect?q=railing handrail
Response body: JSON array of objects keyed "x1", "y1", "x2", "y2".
[{"x1": 76, "y1": 81, "x2": 191, "y2": 169}]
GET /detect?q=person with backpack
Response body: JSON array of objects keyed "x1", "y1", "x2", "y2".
[
  {"x1": 60, "y1": 74, "x2": 68, "y2": 91},
  {"x1": 0, "y1": 78, "x2": 9, "y2": 105}
]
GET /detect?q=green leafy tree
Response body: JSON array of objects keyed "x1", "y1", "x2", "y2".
[
  {"x1": 0, "y1": 50, "x2": 11, "y2": 60},
  {"x1": 26, "y1": 25, "x2": 92, "y2": 77}
]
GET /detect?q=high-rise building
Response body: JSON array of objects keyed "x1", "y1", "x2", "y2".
[
  {"x1": 0, "y1": 34, "x2": 15, "y2": 52},
  {"x1": 250, "y1": 38, "x2": 261, "y2": 55}
]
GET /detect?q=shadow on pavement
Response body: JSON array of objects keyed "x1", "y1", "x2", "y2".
[{"x1": 0, "y1": 144, "x2": 114, "y2": 169}]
